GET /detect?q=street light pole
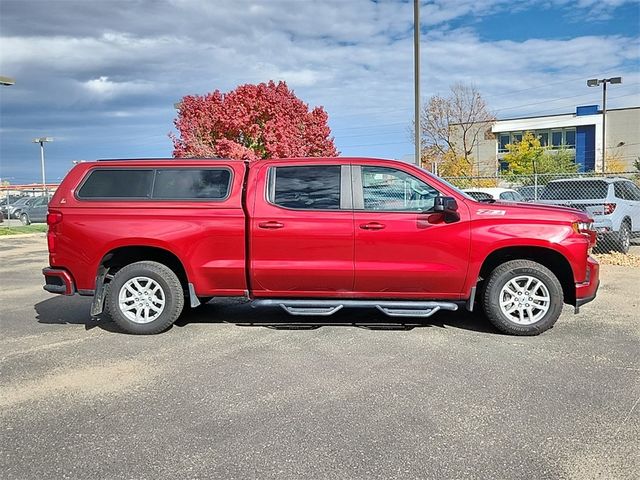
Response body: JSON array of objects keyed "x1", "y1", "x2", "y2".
[
  {"x1": 32, "y1": 137, "x2": 53, "y2": 196},
  {"x1": 413, "y1": 0, "x2": 420, "y2": 166},
  {"x1": 587, "y1": 77, "x2": 622, "y2": 173}
]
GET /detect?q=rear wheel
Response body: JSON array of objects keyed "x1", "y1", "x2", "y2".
[
  {"x1": 105, "y1": 261, "x2": 184, "y2": 335},
  {"x1": 482, "y1": 260, "x2": 563, "y2": 336},
  {"x1": 615, "y1": 222, "x2": 631, "y2": 254}
]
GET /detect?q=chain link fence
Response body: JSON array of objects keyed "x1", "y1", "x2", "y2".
[
  {"x1": 442, "y1": 171, "x2": 640, "y2": 254},
  {"x1": 0, "y1": 186, "x2": 57, "y2": 227}
]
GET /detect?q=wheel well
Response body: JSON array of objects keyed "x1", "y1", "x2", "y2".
[
  {"x1": 479, "y1": 246, "x2": 576, "y2": 305},
  {"x1": 100, "y1": 246, "x2": 189, "y2": 290}
]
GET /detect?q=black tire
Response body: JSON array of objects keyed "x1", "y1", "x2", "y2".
[
  {"x1": 482, "y1": 259, "x2": 563, "y2": 336},
  {"x1": 19, "y1": 213, "x2": 30, "y2": 225},
  {"x1": 105, "y1": 261, "x2": 184, "y2": 335},
  {"x1": 615, "y1": 221, "x2": 631, "y2": 254}
]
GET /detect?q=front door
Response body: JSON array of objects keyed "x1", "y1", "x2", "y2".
[
  {"x1": 353, "y1": 165, "x2": 471, "y2": 298},
  {"x1": 250, "y1": 163, "x2": 354, "y2": 295}
]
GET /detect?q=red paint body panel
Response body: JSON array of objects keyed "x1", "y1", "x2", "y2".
[
  {"x1": 45, "y1": 157, "x2": 599, "y2": 308},
  {"x1": 353, "y1": 210, "x2": 471, "y2": 297}
]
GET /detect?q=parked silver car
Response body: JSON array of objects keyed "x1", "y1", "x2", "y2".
[
  {"x1": 19, "y1": 196, "x2": 50, "y2": 225},
  {"x1": 1, "y1": 196, "x2": 36, "y2": 219},
  {"x1": 538, "y1": 177, "x2": 640, "y2": 253}
]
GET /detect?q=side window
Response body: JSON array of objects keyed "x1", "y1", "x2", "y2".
[
  {"x1": 614, "y1": 182, "x2": 625, "y2": 199},
  {"x1": 153, "y1": 169, "x2": 231, "y2": 199},
  {"x1": 361, "y1": 166, "x2": 439, "y2": 211},
  {"x1": 625, "y1": 182, "x2": 640, "y2": 201},
  {"x1": 270, "y1": 165, "x2": 342, "y2": 210},
  {"x1": 617, "y1": 182, "x2": 640, "y2": 201},
  {"x1": 499, "y1": 192, "x2": 512, "y2": 200},
  {"x1": 78, "y1": 170, "x2": 153, "y2": 199}
]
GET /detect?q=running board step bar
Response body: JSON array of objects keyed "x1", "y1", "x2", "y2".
[{"x1": 252, "y1": 299, "x2": 458, "y2": 318}]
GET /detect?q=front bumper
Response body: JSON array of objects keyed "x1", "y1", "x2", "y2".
[
  {"x1": 43, "y1": 267, "x2": 75, "y2": 295},
  {"x1": 575, "y1": 256, "x2": 600, "y2": 313}
]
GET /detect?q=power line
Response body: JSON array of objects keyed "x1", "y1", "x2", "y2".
[
  {"x1": 494, "y1": 83, "x2": 639, "y2": 114},
  {"x1": 482, "y1": 67, "x2": 636, "y2": 101}
]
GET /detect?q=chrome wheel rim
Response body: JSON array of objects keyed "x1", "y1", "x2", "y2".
[
  {"x1": 622, "y1": 227, "x2": 630, "y2": 250},
  {"x1": 499, "y1": 275, "x2": 550, "y2": 325},
  {"x1": 118, "y1": 276, "x2": 166, "y2": 324}
]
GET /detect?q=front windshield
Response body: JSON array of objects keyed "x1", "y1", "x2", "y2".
[{"x1": 417, "y1": 165, "x2": 476, "y2": 201}]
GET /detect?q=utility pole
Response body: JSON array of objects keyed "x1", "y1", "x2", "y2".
[{"x1": 413, "y1": 0, "x2": 420, "y2": 166}]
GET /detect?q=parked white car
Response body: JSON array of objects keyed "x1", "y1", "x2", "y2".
[
  {"x1": 537, "y1": 177, "x2": 640, "y2": 253},
  {"x1": 462, "y1": 188, "x2": 525, "y2": 202}
]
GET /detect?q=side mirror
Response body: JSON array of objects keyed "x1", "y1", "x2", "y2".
[
  {"x1": 432, "y1": 196, "x2": 460, "y2": 223},
  {"x1": 433, "y1": 196, "x2": 458, "y2": 213}
]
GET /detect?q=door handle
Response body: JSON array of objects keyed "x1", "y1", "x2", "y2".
[
  {"x1": 258, "y1": 221, "x2": 284, "y2": 229},
  {"x1": 359, "y1": 222, "x2": 386, "y2": 230}
]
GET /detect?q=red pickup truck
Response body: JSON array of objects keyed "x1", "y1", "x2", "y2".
[{"x1": 43, "y1": 157, "x2": 599, "y2": 335}]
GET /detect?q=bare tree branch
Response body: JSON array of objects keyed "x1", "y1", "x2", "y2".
[{"x1": 416, "y1": 83, "x2": 495, "y2": 171}]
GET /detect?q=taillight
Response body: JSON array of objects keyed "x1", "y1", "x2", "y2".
[
  {"x1": 47, "y1": 211, "x2": 63, "y2": 226},
  {"x1": 603, "y1": 203, "x2": 616, "y2": 215},
  {"x1": 47, "y1": 211, "x2": 62, "y2": 254}
]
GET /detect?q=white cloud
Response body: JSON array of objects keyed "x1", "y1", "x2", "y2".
[{"x1": 82, "y1": 76, "x2": 154, "y2": 99}]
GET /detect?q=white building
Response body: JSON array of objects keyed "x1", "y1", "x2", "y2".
[{"x1": 465, "y1": 105, "x2": 639, "y2": 175}]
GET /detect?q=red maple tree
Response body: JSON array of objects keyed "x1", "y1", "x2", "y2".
[{"x1": 171, "y1": 81, "x2": 338, "y2": 160}]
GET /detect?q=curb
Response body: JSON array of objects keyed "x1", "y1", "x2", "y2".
[{"x1": 0, "y1": 233, "x2": 47, "y2": 239}]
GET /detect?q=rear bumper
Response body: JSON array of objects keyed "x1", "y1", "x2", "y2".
[
  {"x1": 575, "y1": 256, "x2": 599, "y2": 312},
  {"x1": 43, "y1": 267, "x2": 75, "y2": 295}
]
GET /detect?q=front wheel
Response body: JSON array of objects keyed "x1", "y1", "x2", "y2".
[
  {"x1": 20, "y1": 213, "x2": 30, "y2": 225},
  {"x1": 105, "y1": 261, "x2": 184, "y2": 334},
  {"x1": 482, "y1": 260, "x2": 563, "y2": 336}
]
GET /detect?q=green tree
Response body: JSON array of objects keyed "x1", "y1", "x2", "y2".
[
  {"x1": 503, "y1": 131, "x2": 578, "y2": 178},
  {"x1": 503, "y1": 132, "x2": 543, "y2": 175}
]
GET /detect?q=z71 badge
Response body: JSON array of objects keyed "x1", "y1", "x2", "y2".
[{"x1": 477, "y1": 209, "x2": 506, "y2": 216}]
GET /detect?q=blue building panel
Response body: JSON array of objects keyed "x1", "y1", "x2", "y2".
[
  {"x1": 576, "y1": 105, "x2": 599, "y2": 116},
  {"x1": 576, "y1": 125, "x2": 596, "y2": 171}
]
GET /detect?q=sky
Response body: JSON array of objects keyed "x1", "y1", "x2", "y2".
[{"x1": 0, "y1": 0, "x2": 639, "y2": 184}]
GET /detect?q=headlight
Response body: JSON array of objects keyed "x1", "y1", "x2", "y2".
[
  {"x1": 573, "y1": 221, "x2": 596, "y2": 246},
  {"x1": 572, "y1": 221, "x2": 593, "y2": 233}
]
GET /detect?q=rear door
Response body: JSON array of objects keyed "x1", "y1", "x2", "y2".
[
  {"x1": 352, "y1": 164, "x2": 471, "y2": 298},
  {"x1": 250, "y1": 162, "x2": 354, "y2": 295}
]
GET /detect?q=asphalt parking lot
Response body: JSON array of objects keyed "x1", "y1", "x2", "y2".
[{"x1": 1, "y1": 234, "x2": 638, "y2": 480}]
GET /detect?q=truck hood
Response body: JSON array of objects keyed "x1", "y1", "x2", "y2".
[{"x1": 469, "y1": 200, "x2": 592, "y2": 221}]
